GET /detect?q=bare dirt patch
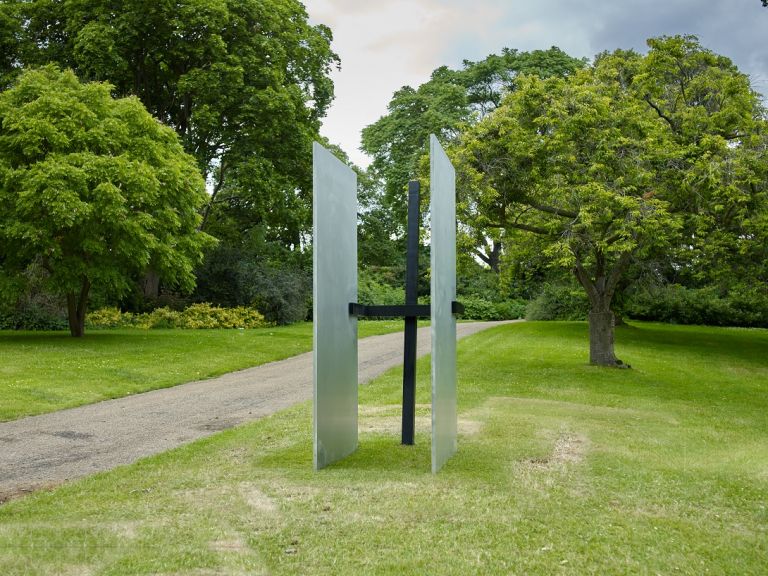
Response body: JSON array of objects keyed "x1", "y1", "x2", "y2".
[
  {"x1": 526, "y1": 432, "x2": 589, "y2": 471},
  {"x1": 239, "y1": 483, "x2": 279, "y2": 515},
  {"x1": 359, "y1": 404, "x2": 484, "y2": 437}
]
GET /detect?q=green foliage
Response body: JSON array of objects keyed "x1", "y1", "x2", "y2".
[
  {"x1": 193, "y1": 232, "x2": 311, "y2": 326},
  {"x1": 84, "y1": 306, "x2": 124, "y2": 328},
  {"x1": 452, "y1": 35, "x2": 767, "y2": 362},
  {"x1": 619, "y1": 36, "x2": 768, "y2": 291},
  {"x1": 0, "y1": 304, "x2": 67, "y2": 331},
  {"x1": 358, "y1": 269, "x2": 405, "y2": 306},
  {"x1": 0, "y1": 0, "x2": 339, "y2": 246},
  {"x1": 0, "y1": 6, "x2": 20, "y2": 89},
  {"x1": 0, "y1": 66, "x2": 215, "y2": 335},
  {"x1": 0, "y1": 262, "x2": 67, "y2": 329},
  {"x1": 624, "y1": 284, "x2": 768, "y2": 327},
  {"x1": 525, "y1": 284, "x2": 591, "y2": 321},
  {"x1": 361, "y1": 47, "x2": 585, "y2": 244},
  {"x1": 238, "y1": 265, "x2": 311, "y2": 325},
  {"x1": 458, "y1": 296, "x2": 526, "y2": 321},
  {"x1": 87, "y1": 303, "x2": 268, "y2": 330}
]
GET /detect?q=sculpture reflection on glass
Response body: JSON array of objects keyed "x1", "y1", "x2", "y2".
[{"x1": 313, "y1": 136, "x2": 461, "y2": 473}]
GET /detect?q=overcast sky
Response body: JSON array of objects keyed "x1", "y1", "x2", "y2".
[{"x1": 302, "y1": 0, "x2": 768, "y2": 167}]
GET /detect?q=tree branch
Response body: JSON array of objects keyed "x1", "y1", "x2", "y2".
[
  {"x1": 473, "y1": 249, "x2": 492, "y2": 267},
  {"x1": 573, "y1": 259, "x2": 599, "y2": 308},
  {"x1": 199, "y1": 161, "x2": 227, "y2": 231},
  {"x1": 644, "y1": 95, "x2": 677, "y2": 131},
  {"x1": 505, "y1": 221, "x2": 554, "y2": 236},
  {"x1": 605, "y1": 251, "x2": 632, "y2": 302},
  {"x1": 527, "y1": 201, "x2": 578, "y2": 220}
]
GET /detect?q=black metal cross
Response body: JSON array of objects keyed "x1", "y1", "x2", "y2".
[{"x1": 349, "y1": 181, "x2": 463, "y2": 445}]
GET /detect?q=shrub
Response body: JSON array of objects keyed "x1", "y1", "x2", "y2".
[
  {"x1": 238, "y1": 265, "x2": 311, "y2": 325},
  {"x1": 0, "y1": 305, "x2": 68, "y2": 330},
  {"x1": 147, "y1": 307, "x2": 182, "y2": 329},
  {"x1": 358, "y1": 273, "x2": 404, "y2": 306},
  {"x1": 459, "y1": 296, "x2": 527, "y2": 321},
  {"x1": 494, "y1": 299, "x2": 528, "y2": 320},
  {"x1": 525, "y1": 284, "x2": 590, "y2": 321},
  {"x1": 86, "y1": 304, "x2": 268, "y2": 330},
  {"x1": 624, "y1": 284, "x2": 768, "y2": 327},
  {"x1": 0, "y1": 266, "x2": 68, "y2": 330},
  {"x1": 85, "y1": 307, "x2": 125, "y2": 328}
]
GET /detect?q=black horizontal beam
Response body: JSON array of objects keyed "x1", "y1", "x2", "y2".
[
  {"x1": 349, "y1": 303, "x2": 430, "y2": 318},
  {"x1": 349, "y1": 301, "x2": 465, "y2": 318}
]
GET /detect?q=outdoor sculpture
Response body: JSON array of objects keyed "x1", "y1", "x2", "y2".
[{"x1": 313, "y1": 135, "x2": 461, "y2": 473}]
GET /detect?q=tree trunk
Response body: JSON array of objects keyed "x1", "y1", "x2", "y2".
[
  {"x1": 588, "y1": 310, "x2": 619, "y2": 366},
  {"x1": 475, "y1": 240, "x2": 502, "y2": 273},
  {"x1": 488, "y1": 240, "x2": 502, "y2": 273},
  {"x1": 573, "y1": 253, "x2": 631, "y2": 368},
  {"x1": 142, "y1": 270, "x2": 160, "y2": 300},
  {"x1": 66, "y1": 277, "x2": 91, "y2": 338}
]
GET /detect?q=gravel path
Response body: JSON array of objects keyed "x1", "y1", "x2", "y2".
[{"x1": 0, "y1": 321, "x2": 514, "y2": 503}]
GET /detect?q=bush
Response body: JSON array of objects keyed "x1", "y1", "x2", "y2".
[
  {"x1": 86, "y1": 304, "x2": 268, "y2": 329},
  {"x1": 525, "y1": 284, "x2": 590, "y2": 321},
  {"x1": 0, "y1": 305, "x2": 68, "y2": 330},
  {"x1": 85, "y1": 307, "x2": 125, "y2": 328},
  {"x1": 494, "y1": 299, "x2": 528, "y2": 320},
  {"x1": 0, "y1": 264, "x2": 68, "y2": 330},
  {"x1": 239, "y1": 265, "x2": 311, "y2": 325},
  {"x1": 459, "y1": 296, "x2": 527, "y2": 321},
  {"x1": 624, "y1": 284, "x2": 768, "y2": 328},
  {"x1": 358, "y1": 272, "x2": 404, "y2": 306},
  {"x1": 147, "y1": 307, "x2": 182, "y2": 329},
  {"x1": 193, "y1": 236, "x2": 312, "y2": 325}
]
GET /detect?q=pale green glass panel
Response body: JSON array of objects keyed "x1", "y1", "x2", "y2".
[
  {"x1": 429, "y1": 134, "x2": 458, "y2": 474},
  {"x1": 313, "y1": 142, "x2": 358, "y2": 470}
]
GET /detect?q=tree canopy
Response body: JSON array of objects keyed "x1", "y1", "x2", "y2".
[
  {"x1": 361, "y1": 47, "x2": 587, "y2": 268},
  {"x1": 0, "y1": 0, "x2": 339, "y2": 246},
  {"x1": 0, "y1": 66, "x2": 215, "y2": 336},
  {"x1": 451, "y1": 35, "x2": 767, "y2": 365}
]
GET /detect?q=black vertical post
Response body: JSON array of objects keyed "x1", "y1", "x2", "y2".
[{"x1": 402, "y1": 181, "x2": 420, "y2": 445}]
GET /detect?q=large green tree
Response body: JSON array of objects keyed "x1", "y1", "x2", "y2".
[
  {"x1": 0, "y1": 66, "x2": 215, "y2": 336},
  {"x1": 455, "y1": 72, "x2": 678, "y2": 366},
  {"x1": 361, "y1": 47, "x2": 586, "y2": 269},
  {"x1": 627, "y1": 36, "x2": 768, "y2": 291},
  {"x1": 0, "y1": 0, "x2": 338, "y2": 246},
  {"x1": 452, "y1": 36, "x2": 767, "y2": 366}
]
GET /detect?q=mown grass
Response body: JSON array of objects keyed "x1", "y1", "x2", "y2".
[
  {"x1": 0, "y1": 320, "x2": 405, "y2": 422},
  {"x1": 1, "y1": 321, "x2": 766, "y2": 574}
]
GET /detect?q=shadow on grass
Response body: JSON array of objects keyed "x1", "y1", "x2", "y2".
[
  {"x1": 333, "y1": 435, "x2": 432, "y2": 474},
  {"x1": 620, "y1": 322, "x2": 768, "y2": 366},
  {"x1": 257, "y1": 434, "x2": 434, "y2": 476}
]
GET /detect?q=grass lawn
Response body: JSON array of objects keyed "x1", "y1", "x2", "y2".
[
  {"x1": 1, "y1": 321, "x2": 766, "y2": 574},
  {"x1": 0, "y1": 320, "x2": 406, "y2": 422}
]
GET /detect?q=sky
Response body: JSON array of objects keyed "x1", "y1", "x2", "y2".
[{"x1": 302, "y1": 0, "x2": 768, "y2": 168}]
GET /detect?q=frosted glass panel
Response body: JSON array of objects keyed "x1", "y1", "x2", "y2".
[
  {"x1": 429, "y1": 134, "x2": 457, "y2": 474},
  {"x1": 313, "y1": 142, "x2": 358, "y2": 470}
]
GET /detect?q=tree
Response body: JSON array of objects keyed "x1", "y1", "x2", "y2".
[
  {"x1": 627, "y1": 36, "x2": 768, "y2": 292},
  {"x1": 0, "y1": 66, "x2": 215, "y2": 336},
  {"x1": 0, "y1": 0, "x2": 339, "y2": 246},
  {"x1": 452, "y1": 36, "x2": 767, "y2": 366},
  {"x1": 455, "y1": 72, "x2": 679, "y2": 366},
  {"x1": 361, "y1": 47, "x2": 586, "y2": 269}
]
